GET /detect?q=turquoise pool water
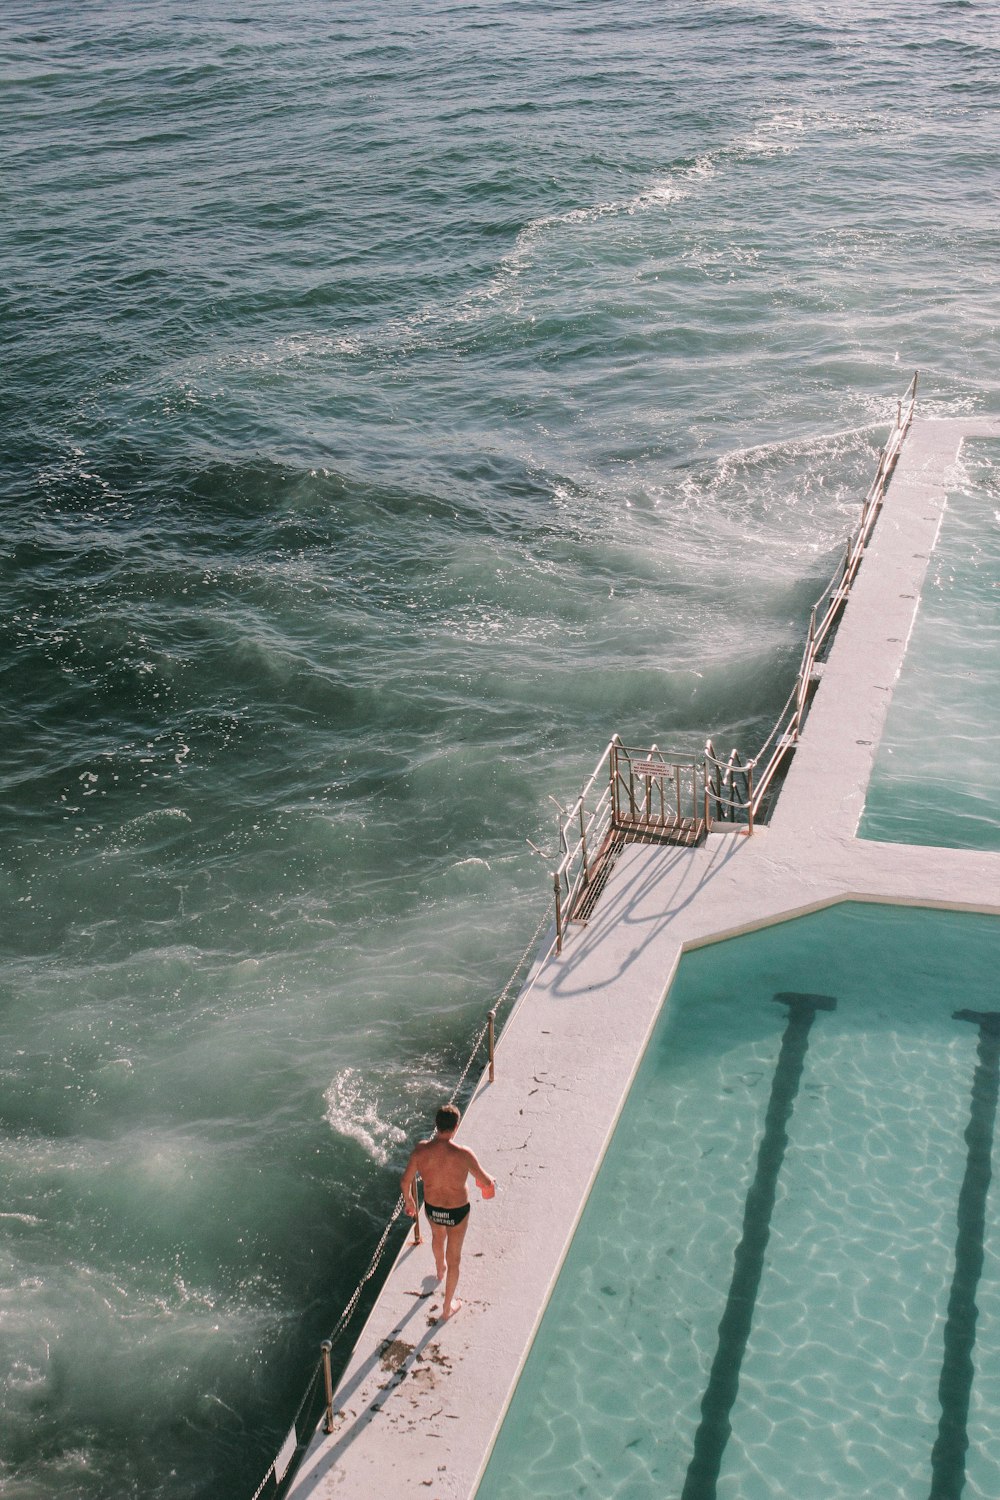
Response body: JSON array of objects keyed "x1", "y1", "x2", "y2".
[
  {"x1": 476, "y1": 903, "x2": 1000, "y2": 1500},
  {"x1": 860, "y1": 442, "x2": 1000, "y2": 850}
]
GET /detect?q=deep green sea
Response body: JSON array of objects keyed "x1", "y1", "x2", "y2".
[{"x1": 2, "y1": 2, "x2": 998, "y2": 1496}]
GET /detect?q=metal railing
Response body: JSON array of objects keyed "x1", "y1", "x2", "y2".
[
  {"x1": 550, "y1": 736, "x2": 616, "y2": 949},
  {"x1": 725, "y1": 370, "x2": 919, "y2": 823},
  {"x1": 610, "y1": 741, "x2": 709, "y2": 831},
  {"x1": 551, "y1": 737, "x2": 709, "y2": 950},
  {"x1": 246, "y1": 900, "x2": 555, "y2": 1500},
  {"x1": 704, "y1": 742, "x2": 756, "y2": 832},
  {"x1": 549, "y1": 372, "x2": 919, "y2": 941}
]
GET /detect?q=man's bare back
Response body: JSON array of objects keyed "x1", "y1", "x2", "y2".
[{"x1": 406, "y1": 1134, "x2": 485, "y2": 1208}]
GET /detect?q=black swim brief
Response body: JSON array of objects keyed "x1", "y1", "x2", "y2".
[{"x1": 424, "y1": 1202, "x2": 470, "y2": 1229}]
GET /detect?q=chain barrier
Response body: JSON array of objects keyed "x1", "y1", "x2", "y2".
[
  {"x1": 446, "y1": 901, "x2": 554, "y2": 1104},
  {"x1": 246, "y1": 896, "x2": 555, "y2": 1499},
  {"x1": 248, "y1": 1358, "x2": 324, "y2": 1500}
]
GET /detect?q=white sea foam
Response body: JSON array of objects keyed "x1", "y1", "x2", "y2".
[
  {"x1": 731, "y1": 105, "x2": 807, "y2": 159},
  {"x1": 323, "y1": 1068, "x2": 408, "y2": 1166},
  {"x1": 5, "y1": 5, "x2": 1000, "y2": 1496}
]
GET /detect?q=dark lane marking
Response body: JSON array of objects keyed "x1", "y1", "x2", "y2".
[
  {"x1": 681, "y1": 991, "x2": 837, "y2": 1500},
  {"x1": 928, "y1": 1009, "x2": 1000, "y2": 1500}
]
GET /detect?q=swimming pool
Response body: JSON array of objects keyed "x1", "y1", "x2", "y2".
[
  {"x1": 475, "y1": 903, "x2": 1000, "y2": 1499},
  {"x1": 860, "y1": 441, "x2": 1000, "y2": 851}
]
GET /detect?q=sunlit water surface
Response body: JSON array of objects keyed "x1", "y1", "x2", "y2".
[{"x1": 2, "y1": 1, "x2": 999, "y2": 1494}]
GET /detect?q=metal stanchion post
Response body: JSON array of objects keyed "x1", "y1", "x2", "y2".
[
  {"x1": 488, "y1": 1009, "x2": 496, "y2": 1083},
  {"x1": 321, "y1": 1340, "x2": 335, "y2": 1433}
]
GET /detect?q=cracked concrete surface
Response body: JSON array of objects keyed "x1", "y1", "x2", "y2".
[{"x1": 288, "y1": 417, "x2": 1000, "y2": 1500}]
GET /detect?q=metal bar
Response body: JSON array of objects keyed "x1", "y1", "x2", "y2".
[
  {"x1": 574, "y1": 739, "x2": 616, "y2": 808},
  {"x1": 648, "y1": 744, "x2": 661, "y2": 823},
  {"x1": 321, "y1": 1340, "x2": 335, "y2": 1433},
  {"x1": 487, "y1": 1009, "x2": 496, "y2": 1083},
  {"x1": 553, "y1": 871, "x2": 563, "y2": 954},
  {"x1": 750, "y1": 742, "x2": 790, "y2": 814}
]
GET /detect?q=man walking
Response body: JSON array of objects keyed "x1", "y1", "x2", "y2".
[{"x1": 401, "y1": 1103, "x2": 495, "y2": 1321}]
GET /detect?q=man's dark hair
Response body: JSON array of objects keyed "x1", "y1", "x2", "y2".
[{"x1": 435, "y1": 1104, "x2": 461, "y2": 1134}]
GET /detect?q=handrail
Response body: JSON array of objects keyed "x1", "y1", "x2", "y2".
[
  {"x1": 550, "y1": 736, "x2": 618, "y2": 951},
  {"x1": 708, "y1": 372, "x2": 918, "y2": 824},
  {"x1": 704, "y1": 740, "x2": 755, "y2": 831},
  {"x1": 551, "y1": 739, "x2": 708, "y2": 950},
  {"x1": 551, "y1": 373, "x2": 919, "y2": 919},
  {"x1": 245, "y1": 898, "x2": 556, "y2": 1499}
]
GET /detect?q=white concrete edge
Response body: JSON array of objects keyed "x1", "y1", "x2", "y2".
[{"x1": 467, "y1": 941, "x2": 685, "y2": 1491}]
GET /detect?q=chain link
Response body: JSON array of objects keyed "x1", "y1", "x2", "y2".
[
  {"x1": 248, "y1": 1461, "x2": 277, "y2": 1500},
  {"x1": 247, "y1": 895, "x2": 554, "y2": 1499},
  {"x1": 446, "y1": 1018, "x2": 491, "y2": 1105}
]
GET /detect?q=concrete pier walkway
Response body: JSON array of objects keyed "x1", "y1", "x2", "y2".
[{"x1": 288, "y1": 416, "x2": 1000, "y2": 1500}]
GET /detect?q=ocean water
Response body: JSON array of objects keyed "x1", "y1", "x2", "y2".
[{"x1": 1, "y1": 2, "x2": 998, "y2": 1496}]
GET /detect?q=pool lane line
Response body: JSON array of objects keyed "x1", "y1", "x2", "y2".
[
  {"x1": 928, "y1": 1009, "x2": 1000, "y2": 1500},
  {"x1": 681, "y1": 990, "x2": 837, "y2": 1500}
]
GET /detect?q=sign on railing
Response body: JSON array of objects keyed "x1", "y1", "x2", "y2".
[
  {"x1": 550, "y1": 740, "x2": 711, "y2": 951},
  {"x1": 611, "y1": 744, "x2": 706, "y2": 832}
]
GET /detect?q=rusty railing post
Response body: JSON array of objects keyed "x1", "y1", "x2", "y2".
[
  {"x1": 488, "y1": 1009, "x2": 496, "y2": 1083},
  {"x1": 553, "y1": 871, "x2": 563, "y2": 954},
  {"x1": 321, "y1": 1340, "x2": 335, "y2": 1433}
]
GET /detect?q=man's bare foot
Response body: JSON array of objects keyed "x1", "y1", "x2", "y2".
[{"x1": 440, "y1": 1298, "x2": 462, "y2": 1321}]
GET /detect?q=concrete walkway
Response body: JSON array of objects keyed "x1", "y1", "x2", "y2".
[{"x1": 287, "y1": 416, "x2": 1000, "y2": 1500}]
